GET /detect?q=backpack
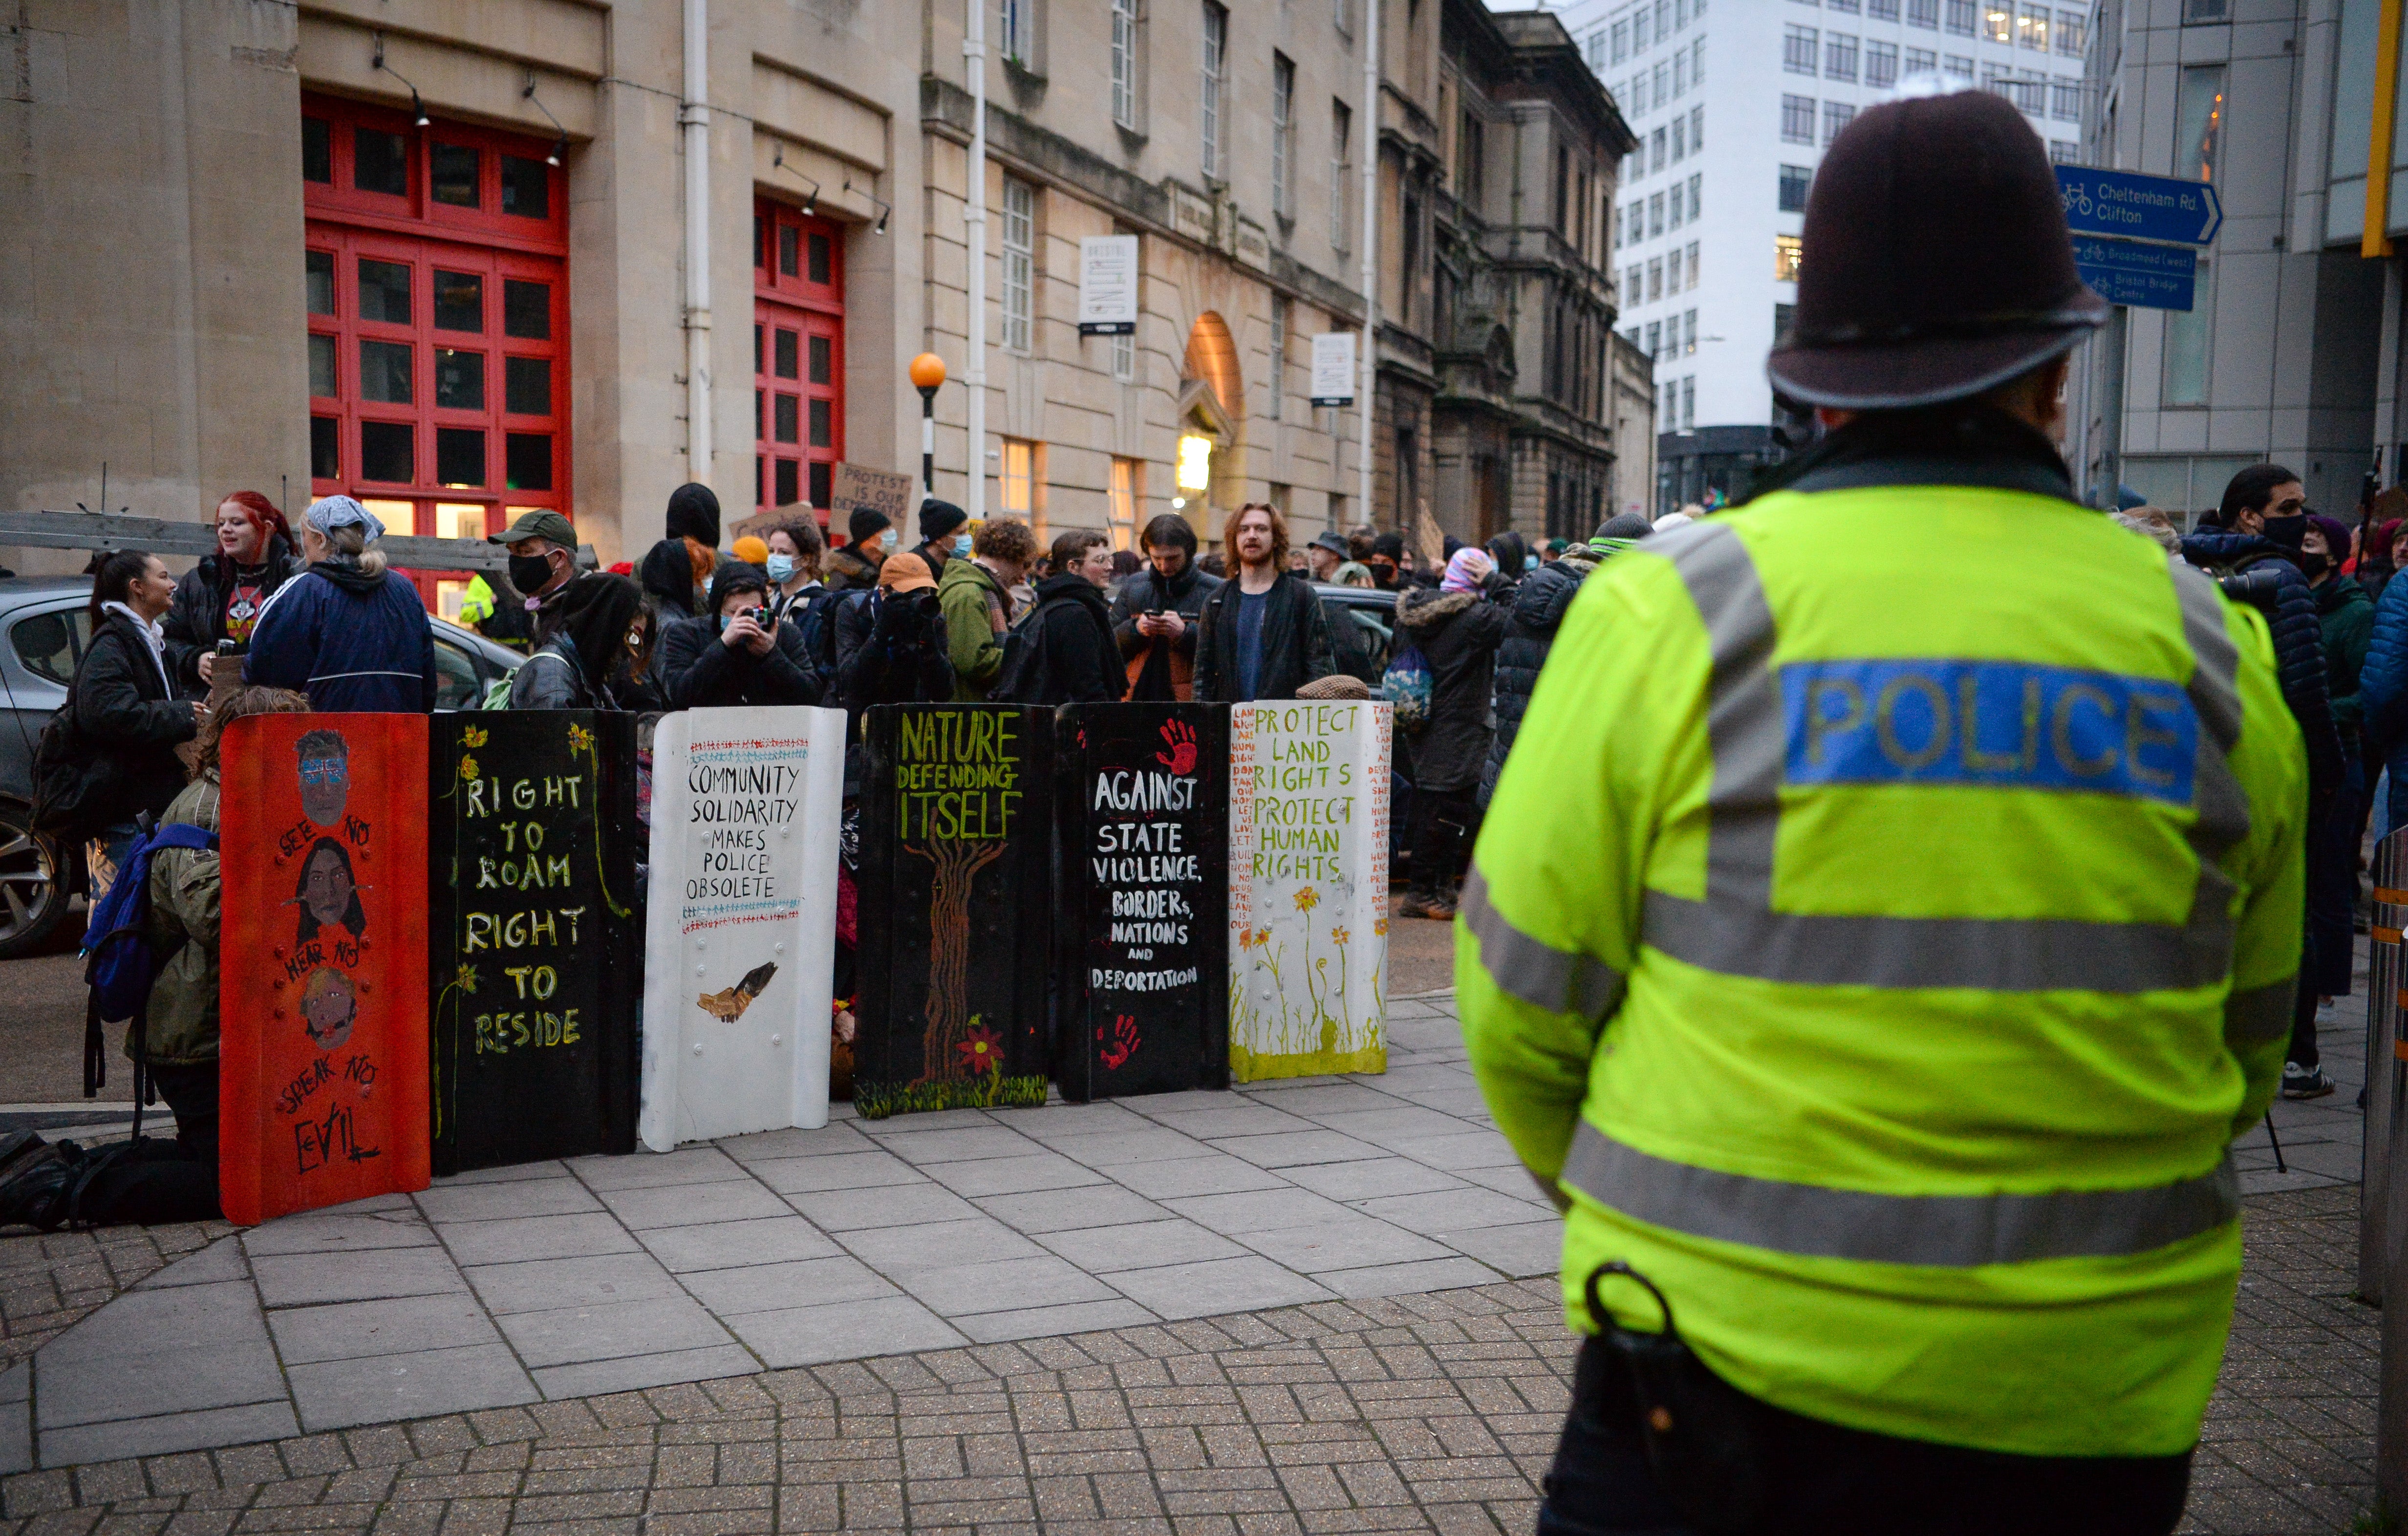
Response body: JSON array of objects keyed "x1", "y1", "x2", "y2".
[
  {"x1": 31, "y1": 692, "x2": 116, "y2": 839},
  {"x1": 83, "y1": 818, "x2": 215, "y2": 1026},
  {"x1": 1382, "y1": 640, "x2": 1435, "y2": 734},
  {"x1": 991, "y1": 603, "x2": 1056, "y2": 704}
]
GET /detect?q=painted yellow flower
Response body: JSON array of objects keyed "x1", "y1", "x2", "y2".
[
  {"x1": 1293, "y1": 887, "x2": 1321, "y2": 913},
  {"x1": 567, "y1": 722, "x2": 595, "y2": 755},
  {"x1": 459, "y1": 755, "x2": 480, "y2": 782},
  {"x1": 456, "y1": 964, "x2": 478, "y2": 994},
  {"x1": 461, "y1": 725, "x2": 488, "y2": 749},
  {"x1": 1237, "y1": 928, "x2": 1257, "y2": 952},
  {"x1": 1330, "y1": 926, "x2": 1350, "y2": 946},
  {"x1": 1373, "y1": 918, "x2": 1389, "y2": 937}
]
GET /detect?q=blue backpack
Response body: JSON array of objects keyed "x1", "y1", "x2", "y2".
[
  {"x1": 1381, "y1": 640, "x2": 1435, "y2": 734},
  {"x1": 83, "y1": 819, "x2": 216, "y2": 1026}
]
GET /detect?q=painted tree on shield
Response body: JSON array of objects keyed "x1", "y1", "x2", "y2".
[{"x1": 904, "y1": 837, "x2": 1008, "y2": 1083}]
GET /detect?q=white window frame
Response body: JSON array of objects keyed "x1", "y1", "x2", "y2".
[
  {"x1": 1272, "y1": 53, "x2": 1295, "y2": 220},
  {"x1": 1268, "y1": 295, "x2": 1287, "y2": 420},
  {"x1": 1002, "y1": 175, "x2": 1035, "y2": 353},
  {"x1": 1331, "y1": 101, "x2": 1353, "y2": 250},
  {"x1": 1112, "y1": 0, "x2": 1141, "y2": 129},
  {"x1": 1201, "y1": 0, "x2": 1227, "y2": 181}
]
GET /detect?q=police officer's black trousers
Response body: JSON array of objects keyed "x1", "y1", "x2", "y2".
[
  {"x1": 1536, "y1": 1336, "x2": 2193, "y2": 1536},
  {"x1": 75, "y1": 1063, "x2": 221, "y2": 1227}
]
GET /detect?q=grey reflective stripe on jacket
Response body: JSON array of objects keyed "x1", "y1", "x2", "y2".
[
  {"x1": 1558, "y1": 1121, "x2": 2241, "y2": 1267},
  {"x1": 1633, "y1": 521, "x2": 2255, "y2": 994},
  {"x1": 1460, "y1": 866, "x2": 1625, "y2": 1021}
]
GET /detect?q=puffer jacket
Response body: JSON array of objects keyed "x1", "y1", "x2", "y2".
[
  {"x1": 244, "y1": 562, "x2": 437, "y2": 713},
  {"x1": 2354, "y1": 566, "x2": 2408, "y2": 813},
  {"x1": 2181, "y1": 530, "x2": 2344, "y2": 803},
  {"x1": 1479, "y1": 541, "x2": 1606, "y2": 806},
  {"x1": 139, "y1": 775, "x2": 221, "y2": 1067}
]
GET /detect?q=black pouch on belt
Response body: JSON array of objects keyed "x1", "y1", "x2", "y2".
[{"x1": 1583, "y1": 1261, "x2": 1767, "y2": 1535}]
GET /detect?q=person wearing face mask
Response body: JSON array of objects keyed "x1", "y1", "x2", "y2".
[
  {"x1": 825, "y1": 508, "x2": 894, "y2": 591},
  {"x1": 486, "y1": 509, "x2": 584, "y2": 645},
  {"x1": 2300, "y1": 513, "x2": 2371, "y2": 1088},
  {"x1": 2182, "y1": 467, "x2": 2346, "y2": 1103},
  {"x1": 661, "y1": 562, "x2": 823, "y2": 710},
  {"x1": 162, "y1": 491, "x2": 305, "y2": 694},
  {"x1": 913, "y1": 499, "x2": 969, "y2": 578},
  {"x1": 508, "y1": 573, "x2": 656, "y2": 710}
]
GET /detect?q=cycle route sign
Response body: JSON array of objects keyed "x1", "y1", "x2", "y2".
[{"x1": 2054, "y1": 167, "x2": 2222, "y2": 246}]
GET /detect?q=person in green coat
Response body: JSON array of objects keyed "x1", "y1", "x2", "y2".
[
  {"x1": 2304, "y1": 515, "x2": 2372, "y2": 733},
  {"x1": 0, "y1": 685, "x2": 309, "y2": 1231},
  {"x1": 936, "y1": 517, "x2": 1037, "y2": 700}
]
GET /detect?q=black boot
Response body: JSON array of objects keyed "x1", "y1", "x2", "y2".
[{"x1": 0, "y1": 1136, "x2": 81, "y2": 1233}]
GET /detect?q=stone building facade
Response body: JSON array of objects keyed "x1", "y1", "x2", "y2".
[
  {"x1": 1422, "y1": 2, "x2": 1639, "y2": 548},
  {"x1": 2, "y1": 0, "x2": 1642, "y2": 581}
]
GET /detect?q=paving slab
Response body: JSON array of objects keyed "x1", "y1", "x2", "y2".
[
  {"x1": 410, "y1": 1177, "x2": 601, "y2": 1224},
  {"x1": 433, "y1": 1211, "x2": 641, "y2": 1266},
  {"x1": 493, "y1": 1294, "x2": 734, "y2": 1369},
  {"x1": 677, "y1": 1255, "x2": 897, "y2": 1315},
  {"x1": 634, "y1": 1216, "x2": 843, "y2": 1273},
  {"x1": 265, "y1": 1294, "x2": 500, "y2": 1365},
  {"x1": 461, "y1": 1251, "x2": 682, "y2": 1315},
  {"x1": 286, "y1": 1342, "x2": 537, "y2": 1431},
  {"x1": 128, "y1": 1236, "x2": 252, "y2": 1287},
  {"x1": 1100, "y1": 1255, "x2": 1337, "y2": 1319},
  {"x1": 1030, "y1": 1218, "x2": 1247, "y2": 1272},
  {"x1": 716, "y1": 1295, "x2": 965, "y2": 1368}
]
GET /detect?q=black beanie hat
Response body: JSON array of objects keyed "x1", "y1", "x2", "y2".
[
  {"x1": 919, "y1": 499, "x2": 968, "y2": 541},
  {"x1": 666, "y1": 482, "x2": 722, "y2": 546},
  {"x1": 849, "y1": 506, "x2": 893, "y2": 545}
]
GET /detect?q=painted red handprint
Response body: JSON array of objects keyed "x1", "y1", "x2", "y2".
[
  {"x1": 1156, "y1": 719, "x2": 1199, "y2": 775},
  {"x1": 1098, "y1": 1014, "x2": 1140, "y2": 1070}
]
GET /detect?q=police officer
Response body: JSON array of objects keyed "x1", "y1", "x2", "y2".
[{"x1": 1459, "y1": 91, "x2": 2303, "y2": 1534}]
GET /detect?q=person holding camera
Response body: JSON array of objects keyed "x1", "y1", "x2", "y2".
[
  {"x1": 662, "y1": 562, "x2": 823, "y2": 710},
  {"x1": 838, "y1": 553, "x2": 953, "y2": 731}
]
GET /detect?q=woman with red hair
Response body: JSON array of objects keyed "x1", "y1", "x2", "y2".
[{"x1": 162, "y1": 491, "x2": 304, "y2": 693}]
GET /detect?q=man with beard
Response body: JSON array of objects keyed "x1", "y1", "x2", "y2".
[
  {"x1": 1110, "y1": 514, "x2": 1221, "y2": 701},
  {"x1": 1193, "y1": 503, "x2": 1336, "y2": 703}
]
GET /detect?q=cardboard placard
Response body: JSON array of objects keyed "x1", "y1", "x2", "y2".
[
  {"x1": 429, "y1": 713, "x2": 643, "y2": 1175},
  {"x1": 219, "y1": 713, "x2": 430, "y2": 1225},
  {"x1": 639, "y1": 707, "x2": 847, "y2": 1149},
  {"x1": 856, "y1": 704, "x2": 1052, "y2": 1118},
  {"x1": 831, "y1": 462, "x2": 914, "y2": 525},
  {"x1": 1227, "y1": 701, "x2": 1391, "y2": 1082},
  {"x1": 1054, "y1": 705, "x2": 1229, "y2": 1101}
]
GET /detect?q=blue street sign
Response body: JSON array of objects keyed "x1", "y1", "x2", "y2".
[
  {"x1": 2054, "y1": 167, "x2": 2222, "y2": 246},
  {"x1": 2072, "y1": 235, "x2": 2197, "y2": 311}
]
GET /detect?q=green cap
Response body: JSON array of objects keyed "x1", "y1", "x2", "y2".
[{"x1": 488, "y1": 509, "x2": 578, "y2": 548}]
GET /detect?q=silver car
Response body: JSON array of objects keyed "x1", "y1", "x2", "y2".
[{"x1": 0, "y1": 577, "x2": 525, "y2": 959}]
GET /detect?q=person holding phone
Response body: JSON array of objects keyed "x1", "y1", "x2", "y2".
[{"x1": 661, "y1": 562, "x2": 822, "y2": 710}]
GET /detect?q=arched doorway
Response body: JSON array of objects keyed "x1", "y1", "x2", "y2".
[{"x1": 1184, "y1": 312, "x2": 1242, "y2": 421}]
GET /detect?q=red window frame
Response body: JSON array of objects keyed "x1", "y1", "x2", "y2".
[
  {"x1": 302, "y1": 92, "x2": 570, "y2": 614},
  {"x1": 753, "y1": 197, "x2": 845, "y2": 525}
]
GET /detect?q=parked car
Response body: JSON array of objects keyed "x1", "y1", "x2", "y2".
[
  {"x1": 0, "y1": 576, "x2": 524, "y2": 959},
  {"x1": 1314, "y1": 582, "x2": 1396, "y2": 674}
]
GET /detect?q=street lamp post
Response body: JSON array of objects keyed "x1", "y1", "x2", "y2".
[{"x1": 910, "y1": 352, "x2": 947, "y2": 495}]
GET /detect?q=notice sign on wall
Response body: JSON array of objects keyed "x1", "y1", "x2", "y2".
[
  {"x1": 1054, "y1": 705, "x2": 1228, "y2": 1101},
  {"x1": 1310, "y1": 332, "x2": 1357, "y2": 406},
  {"x1": 429, "y1": 713, "x2": 642, "y2": 1175},
  {"x1": 1078, "y1": 235, "x2": 1140, "y2": 335},
  {"x1": 855, "y1": 704, "x2": 1052, "y2": 1119},
  {"x1": 640, "y1": 707, "x2": 846, "y2": 1150},
  {"x1": 219, "y1": 713, "x2": 430, "y2": 1225},
  {"x1": 1227, "y1": 701, "x2": 1390, "y2": 1082}
]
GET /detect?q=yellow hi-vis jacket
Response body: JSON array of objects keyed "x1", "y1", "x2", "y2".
[{"x1": 1457, "y1": 481, "x2": 2303, "y2": 1458}]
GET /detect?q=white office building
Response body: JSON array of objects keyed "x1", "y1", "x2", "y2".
[{"x1": 1572, "y1": 0, "x2": 2093, "y2": 510}]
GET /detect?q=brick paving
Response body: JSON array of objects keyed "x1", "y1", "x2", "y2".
[
  {"x1": 0, "y1": 1223, "x2": 230, "y2": 1372},
  {"x1": 0, "y1": 1184, "x2": 2377, "y2": 1536}
]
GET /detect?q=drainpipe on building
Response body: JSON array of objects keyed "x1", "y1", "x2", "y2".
[
  {"x1": 1357, "y1": 0, "x2": 1380, "y2": 528},
  {"x1": 967, "y1": 0, "x2": 990, "y2": 525},
  {"x1": 683, "y1": 0, "x2": 714, "y2": 493}
]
